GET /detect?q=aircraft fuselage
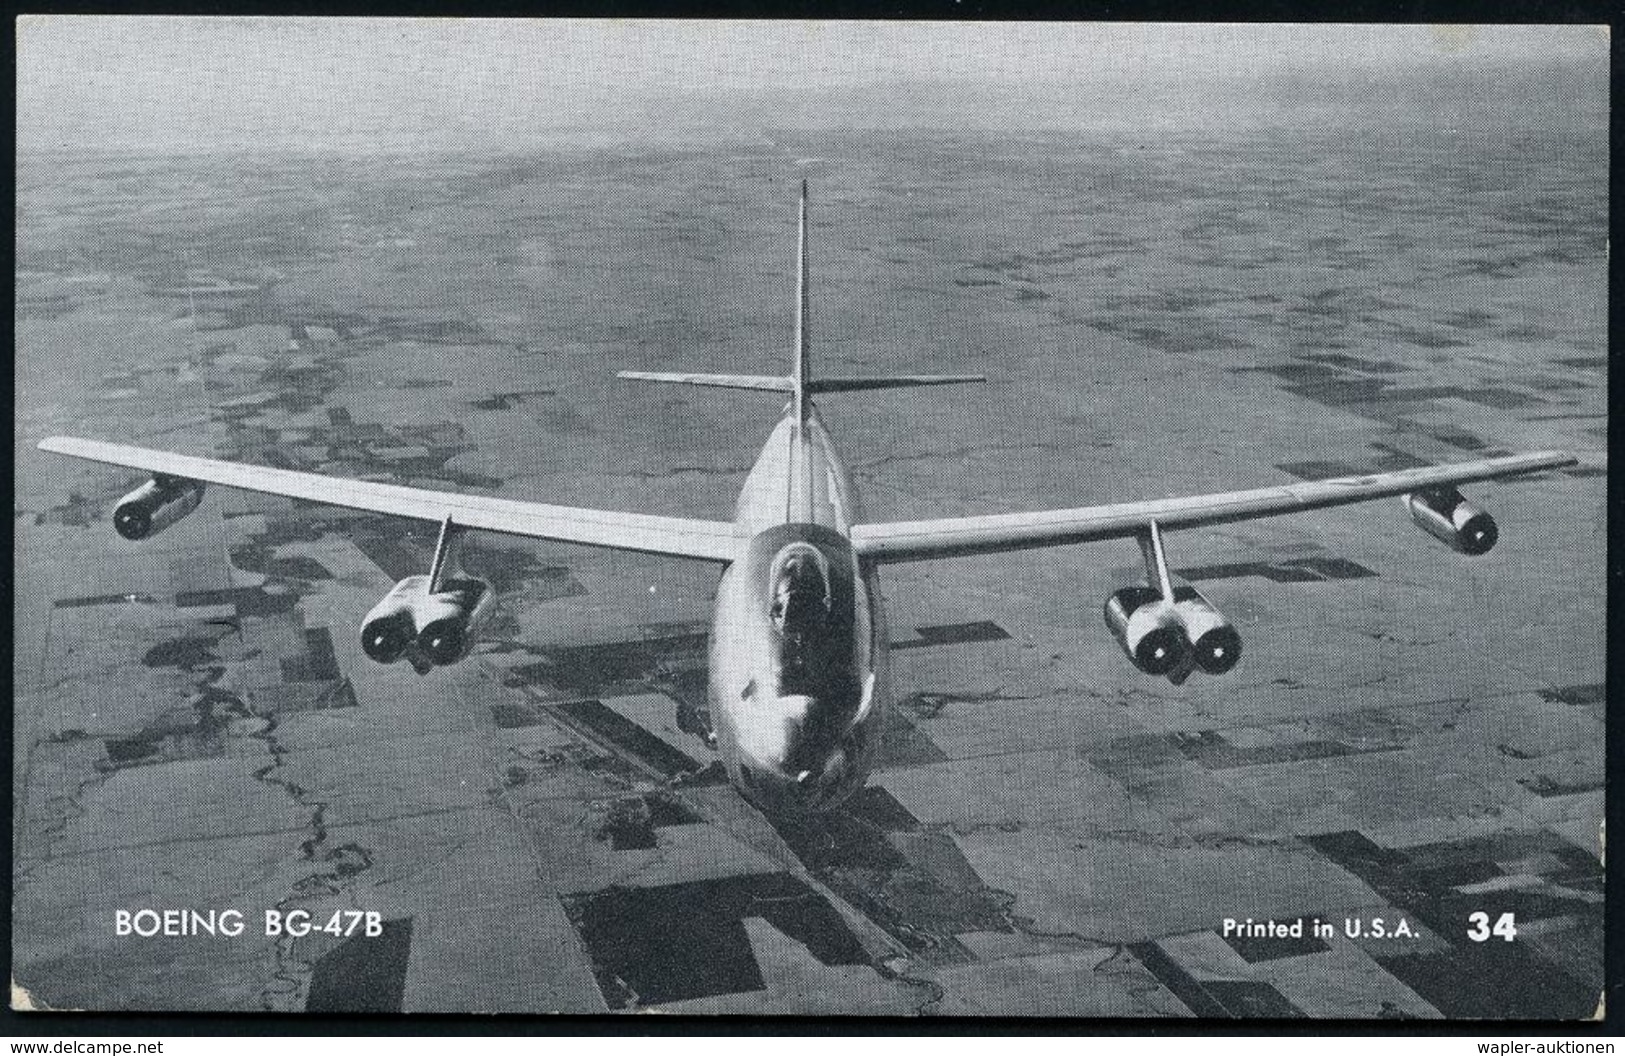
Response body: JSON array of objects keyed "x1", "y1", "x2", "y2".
[{"x1": 709, "y1": 404, "x2": 889, "y2": 813}]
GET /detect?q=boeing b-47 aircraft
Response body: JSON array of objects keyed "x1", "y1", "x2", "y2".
[{"x1": 40, "y1": 182, "x2": 1575, "y2": 816}]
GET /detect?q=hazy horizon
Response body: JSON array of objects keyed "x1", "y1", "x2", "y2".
[{"x1": 18, "y1": 19, "x2": 1609, "y2": 153}]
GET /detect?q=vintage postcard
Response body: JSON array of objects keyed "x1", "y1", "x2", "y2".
[{"x1": 13, "y1": 18, "x2": 1607, "y2": 1018}]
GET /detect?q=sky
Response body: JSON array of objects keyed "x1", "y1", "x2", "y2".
[{"x1": 17, "y1": 19, "x2": 1609, "y2": 151}]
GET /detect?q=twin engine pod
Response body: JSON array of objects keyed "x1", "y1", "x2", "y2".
[
  {"x1": 1406, "y1": 486, "x2": 1498, "y2": 555},
  {"x1": 360, "y1": 573, "x2": 495, "y2": 672},
  {"x1": 113, "y1": 477, "x2": 206, "y2": 540},
  {"x1": 1103, "y1": 584, "x2": 1242, "y2": 678}
]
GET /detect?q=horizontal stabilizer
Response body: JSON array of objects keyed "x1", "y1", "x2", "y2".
[
  {"x1": 809, "y1": 375, "x2": 987, "y2": 394},
  {"x1": 616, "y1": 371, "x2": 988, "y2": 396},
  {"x1": 617, "y1": 371, "x2": 794, "y2": 392}
]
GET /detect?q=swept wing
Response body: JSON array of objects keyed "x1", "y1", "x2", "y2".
[
  {"x1": 38, "y1": 436, "x2": 744, "y2": 563},
  {"x1": 849, "y1": 452, "x2": 1575, "y2": 563}
]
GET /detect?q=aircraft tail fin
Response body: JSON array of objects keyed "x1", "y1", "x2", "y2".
[
  {"x1": 794, "y1": 178, "x2": 811, "y2": 422},
  {"x1": 619, "y1": 183, "x2": 986, "y2": 405}
]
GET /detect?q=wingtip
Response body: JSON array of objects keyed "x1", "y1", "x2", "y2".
[{"x1": 1494, "y1": 450, "x2": 1579, "y2": 476}]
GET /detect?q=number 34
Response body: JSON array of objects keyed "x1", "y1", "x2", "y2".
[{"x1": 1467, "y1": 911, "x2": 1517, "y2": 942}]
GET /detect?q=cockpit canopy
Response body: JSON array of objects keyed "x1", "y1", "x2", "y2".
[
  {"x1": 740, "y1": 531, "x2": 864, "y2": 711},
  {"x1": 768, "y1": 543, "x2": 832, "y2": 638}
]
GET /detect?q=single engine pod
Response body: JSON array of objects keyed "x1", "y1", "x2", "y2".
[
  {"x1": 1104, "y1": 586, "x2": 1190, "y2": 676},
  {"x1": 1173, "y1": 591, "x2": 1243, "y2": 675},
  {"x1": 416, "y1": 576, "x2": 495, "y2": 666},
  {"x1": 358, "y1": 575, "x2": 431, "y2": 664},
  {"x1": 361, "y1": 610, "x2": 415, "y2": 664},
  {"x1": 112, "y1": 477, "x2": 206, "y2": 540},
  {"x1": 418, "y1": 618, "x2": 467, "y2": 666},
  {"x1": 1407, "y1": 488, "x2": 1498, "y2": 555},
  {"x1": 1190, "y1": 624, "x2": 1243, "y2": 675}
]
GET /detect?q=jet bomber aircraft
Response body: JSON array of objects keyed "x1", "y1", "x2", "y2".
[{"x1": 38, "y1": 181, "x2": 1576, "y2": 817}]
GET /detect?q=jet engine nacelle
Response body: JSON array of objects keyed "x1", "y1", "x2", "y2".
[
  {"x1": 1172, "y1": 587, "x2": 1243, "y2": 675},
  {"x1": 1104, "y1": 586, "x2": 1189, "y2": 676},
  {"x1": 1406, "y1": 487, "x2": 1498, "y2": 555},
  {"x1": 413, "y1": 575, "x2": 495, "y2": 666},
  {"x1": 360, "y1": 575, "x2": 430, "y2": 664},
  {"x1": 359, "y1": 574, "x2": 495, "y2": 669},
  {"x1": 113, "y1": 477, "x2": 206, "y2": 540}
]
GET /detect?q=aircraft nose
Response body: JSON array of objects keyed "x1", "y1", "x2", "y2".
[
  {"x1": 738, "y1": 742, "x2": 849, "y2": 813},
  {"x1": 731, "y1": 688, "x2": 861, "y2": 812},
  {"x1": 793, "y1": 745, "x2": 846, "y2": 787}
]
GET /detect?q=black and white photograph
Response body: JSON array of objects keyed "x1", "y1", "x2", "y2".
[{"x1": 13, "y1": 18, "x2": 1608, "y2": 1018}]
